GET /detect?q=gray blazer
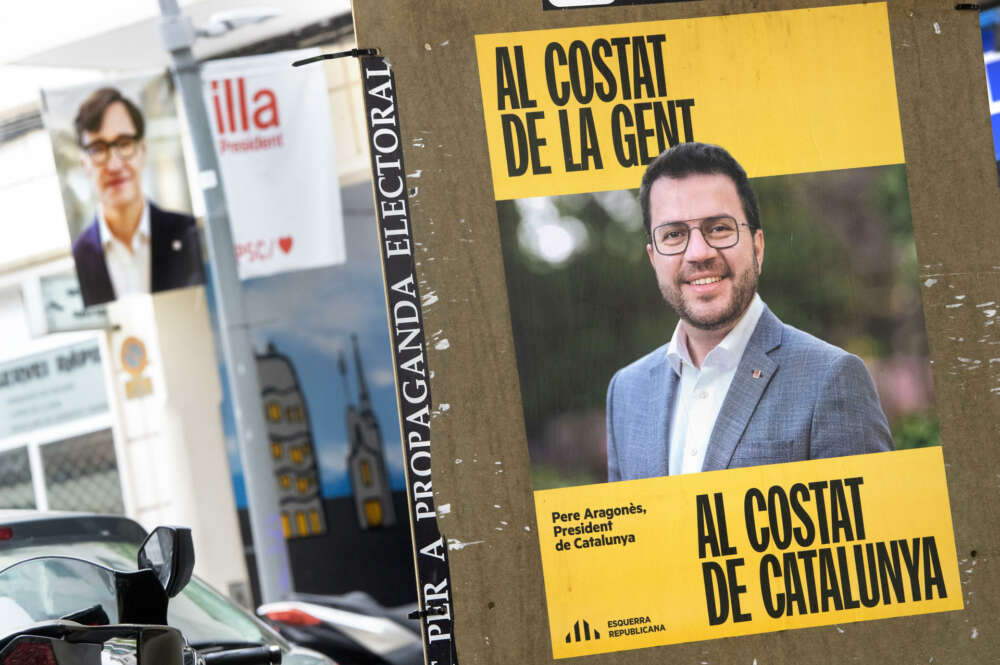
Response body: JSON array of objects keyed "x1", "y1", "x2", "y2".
[{"x1": 606, "y1": 304, "x2": 894, "y2": 481}]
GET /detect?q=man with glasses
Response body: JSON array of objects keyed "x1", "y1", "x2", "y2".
[
  {"x1": 606, "y1": 142, "x2": 893, "y2": 482},
  {"x1": 71, "y1": 87, "x2": 205, "y2": 307}
]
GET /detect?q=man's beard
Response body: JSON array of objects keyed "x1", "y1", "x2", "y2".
[{"x1": 659, "y1": 256, "x2": 759, "y2": 331}]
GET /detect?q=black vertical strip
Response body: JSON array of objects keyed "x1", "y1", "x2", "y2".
[{"x1": 360, "y1": 56, "x2": 457, "y2": 665}]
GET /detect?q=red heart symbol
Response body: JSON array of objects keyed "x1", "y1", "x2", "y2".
[{"x1": 278, "y1": 236, "x2": 293, "y2": 253}]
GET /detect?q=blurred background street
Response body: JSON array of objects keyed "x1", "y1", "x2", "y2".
[{"x1": 0, "y1": 0, "x2": 416, "y2": 611}]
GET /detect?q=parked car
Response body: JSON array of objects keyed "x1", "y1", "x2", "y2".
[{"x1": 0, "y1": 510, "x2": 332, "y2": 665}]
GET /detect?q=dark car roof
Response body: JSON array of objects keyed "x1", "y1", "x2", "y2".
[{"x1": 0, "y1": 510, "x2": 147, "y2": 549}]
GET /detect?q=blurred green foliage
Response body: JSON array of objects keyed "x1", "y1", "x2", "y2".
[
  {"x1": 892, "y1": 412, "x2": 942, "y2": 450},
  {"x1": 531, "y1": 465, "x2": 603, "y2": 491}
]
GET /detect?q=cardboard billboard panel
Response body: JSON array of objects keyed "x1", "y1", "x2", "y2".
[
  {"x1": 352, "y1": 0, "x2": 997, "y2": 663},
  {"x1": 42, "y1": 74, "x2": 204, "y2": 308}
]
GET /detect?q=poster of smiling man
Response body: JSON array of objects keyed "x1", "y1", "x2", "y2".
[
  {"x1": 471, "y1": 2, "x2": 960, "y2": 656},
  {"x1": 43, "y1": 74, "x2": 204, "y2": 308}
]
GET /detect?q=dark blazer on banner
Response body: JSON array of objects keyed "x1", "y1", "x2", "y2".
[{"x1": 72, "y1": 202, "x2": 206, "y2": 307}]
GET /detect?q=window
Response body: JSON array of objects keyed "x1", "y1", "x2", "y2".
[
  {"x1": 0, "y1": 339, "x2": 120, "y2": 514},
  {"x1": 0, "y1": 447, "x2": 35, "y2": 509},
  {"x1": 364, "y1": 499, "x2": 383, "y2": 526},
  {"x1": 0, "y1": 428, "x2": 124, "y2": 514},
  {"x1": 41, "y1": 430, "x2": 124, "y2": 515}
]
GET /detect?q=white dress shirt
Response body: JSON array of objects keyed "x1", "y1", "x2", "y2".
[
  {"x1": 666, "y1": 294, "x2": 765, "y2": 475},
  {"x1": 99, "y1": 202, "x2": 151, "y2": 298}
]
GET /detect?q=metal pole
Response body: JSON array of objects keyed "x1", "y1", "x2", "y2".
[{"x1": 157, "y1": 0, "x2": 293, "y2": 603}]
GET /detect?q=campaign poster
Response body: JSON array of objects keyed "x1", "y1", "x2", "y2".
[
  {"x1": 474, "y1": 3, "x2": 961, "y2": 656},
  {"x1": 201, "y1": 49, "x2": 347, "y2": 280},
  {"x1": 213, "y1": 182, "x2": 416, "y2": 607},
  {"x1": 42, "y1": 74, "x2": 204, "y2": 308}
]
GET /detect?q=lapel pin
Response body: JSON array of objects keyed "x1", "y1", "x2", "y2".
[{"x1": 752, "y1": 369, "x2": 762, "y2": 379}]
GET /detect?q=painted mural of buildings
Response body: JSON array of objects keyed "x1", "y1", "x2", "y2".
[
  {"x1": 257, "y1": 344, "x2": 326, "y2": 538},
  {"x1": 342, "y1": 334, "x2": 396, "y2": 530}
]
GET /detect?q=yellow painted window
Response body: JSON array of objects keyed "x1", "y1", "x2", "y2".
[
  {"x1": 296, "y1": 511, "x2": 308, "y2": 536},
  {"x1": 281, "y1": 513, "x2": 291, "y2": 539},
  {"x1": 287, "y1": 405, "x2": 303, "y2": 422},
  {"x1": 266, "y1": 402, "x2": 282, "y2": 422},
  {"x1": 309, "y1": 510, "x2": 322, "y2": 532},
  {"x1": 297, "y1": 477, "x2": 309, "y2": 493},
  {"x1": 364, "y1": 499, "x2": 383, "y2": 526},
  {"x1": 290, "y1": 448, "x2": 303, "y2": 464},
  {"x1": 280, "y1": 474, "x2": 291, "y2": 489},
  {"x1": 360, "y1": 460, "x2": 372, "y2": 486},
  {"x1": 271, "y1": 443, "x2": 283, "y2": 459}
]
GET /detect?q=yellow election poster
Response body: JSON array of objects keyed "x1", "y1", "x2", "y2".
[
  {"x1": 535, "y1": 448, "x2": 961, "y2": 657},
  {"x1": 473, "y1": 1, "x2": 961, "y2": 658}
]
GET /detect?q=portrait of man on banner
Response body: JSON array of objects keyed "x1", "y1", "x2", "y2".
[
  {"x1": 477, "y1": 6, "x2": 937, "y2": 490},
  {"x1": 605, "y1": 142, "x2": 894, "y2": 481},
  {"x1": 42, "y1": 74, "x2": 204, "y2": 307},
  {"x1": 496, "y1": 150, "x2": 927, "y2": 490}
]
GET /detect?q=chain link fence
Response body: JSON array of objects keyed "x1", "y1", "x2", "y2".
[
  {"x1": 0, "y1": 447, "x2": 35, "y2": 509},
  {"x1": 0, "y1": 429, "x2": 124, "y2": 513},
  {"x1": 41, "y1": 429, "x2": 124, "y2": 514}
]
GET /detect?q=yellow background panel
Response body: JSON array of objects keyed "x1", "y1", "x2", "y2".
[
  {"x1": 475, "y1": 3, "x2": 903, "y2": 200},
  {"x1": 534, "y1": 447, "x2": 960, "y2": 658}
]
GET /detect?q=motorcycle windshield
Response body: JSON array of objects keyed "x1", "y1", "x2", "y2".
[
  {"x1": 0, "y1": 556, "x2": 119, "y2": 633},
  {"x1": 0, "y1": 541, "x2": 269, "y2": 647}
]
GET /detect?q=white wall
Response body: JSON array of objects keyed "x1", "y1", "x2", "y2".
[
  {"x1": 0, "y1": 286, "x2": 30, "y2": 349},
  {"x1": 0, "y1": 130, "x2": 72, "y2": 270},
  {"x1": 106, "y1": 288, "x2": 251, "y2": 598}
]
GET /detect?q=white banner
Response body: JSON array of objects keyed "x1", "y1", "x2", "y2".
[{"x1": 203, "y1": 48, "x2": 346, "y2": 280}]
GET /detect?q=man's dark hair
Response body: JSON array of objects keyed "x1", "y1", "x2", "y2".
[
  {"x1": 74, "y1": 87, "x2": 145, "y2": 147},
  {"x1": 639, "y1": 142, "x2": 761, "y2": 237}
]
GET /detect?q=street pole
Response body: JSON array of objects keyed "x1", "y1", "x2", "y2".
[{"x1": 157, "y1": 0, "x2": 293, "y2": 603}]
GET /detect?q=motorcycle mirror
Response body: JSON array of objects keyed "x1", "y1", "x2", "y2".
[{"x1": 138, "y1": 526, "x2": 195, "y2": 598}]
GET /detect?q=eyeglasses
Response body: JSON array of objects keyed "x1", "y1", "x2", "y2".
[
  {"x1": 650, "y1": 216, "x2": 751, "y2": 255},
  {"x1": 82, "y1": 135, "x2": 140, "y2": 165}
]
